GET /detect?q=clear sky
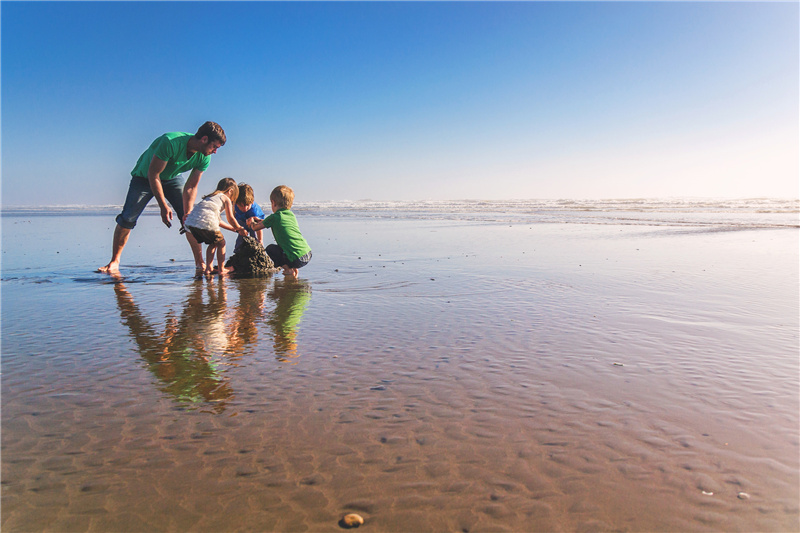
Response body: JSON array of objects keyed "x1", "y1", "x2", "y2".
[{"x1": 2, "y1": 1, "x2": 798, "y2": 205}]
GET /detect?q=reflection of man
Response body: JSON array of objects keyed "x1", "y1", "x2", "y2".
[
  {"x1": 113, "y1": 280, "x2": 233, "y2": 412},
  {"x1": 98, "y1": 121, "x2": 226, "y2": 274},
  {"x1": 266, "y1": 278, "x2": 312, "y2": 362}
]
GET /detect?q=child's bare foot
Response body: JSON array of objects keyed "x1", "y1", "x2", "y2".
[
  {"x1": 219, "y1": 265, "x2": 235, "y2": 277},
  {"x1": 283, "y1": 267, "x2": 299, "y2": 278}
]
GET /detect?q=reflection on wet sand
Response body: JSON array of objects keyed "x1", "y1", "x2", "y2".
[
  {"x1": 114, "y1": 276, "x2": 312, "y2": 410},
  {"x1": 2, "y1": 215, "x2": 797, "y2": 532},
  {"x1": 114, "y1": 280, "x2": 235, "y2": 413},
  {"x1": 266, "y1": 278, "x2": 312, "y2": 362},
  {"x1": 227, "y1": 276, "x2": 270, "y2": 358}
]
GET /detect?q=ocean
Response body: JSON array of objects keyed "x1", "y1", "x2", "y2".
[
  {"x1": 3, "y1": 197, "x2": 798, "y2": 226},
  {"x1": 2, "y1": 198, "x2": 798, "y2": 531}
]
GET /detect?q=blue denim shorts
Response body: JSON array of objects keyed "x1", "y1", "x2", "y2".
[{"x1": 116, "y1": 175, "x2": 186, "y2": 229}]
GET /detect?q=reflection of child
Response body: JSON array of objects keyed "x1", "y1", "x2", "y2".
[
  {"x1": 184, "y1": 178, "x2": 247, "y2": 277},
  {"x1": 249, "y1": 185, "x2": 312, "y2": 278},
  {"x1": 268, "y1": 278, "x2": 312, "y2": 362},
  {"x1": 233, "y1": 183, "x2": 265, "y2": 253}
]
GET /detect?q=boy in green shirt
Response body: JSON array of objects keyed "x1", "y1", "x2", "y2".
[{"x1": 249, "y1": 185, "x2": 312, "y2": 278}]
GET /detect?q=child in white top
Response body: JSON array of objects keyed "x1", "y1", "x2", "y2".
[{"x1": 184, "y1": 177, "x2": 247, "y2": 277}]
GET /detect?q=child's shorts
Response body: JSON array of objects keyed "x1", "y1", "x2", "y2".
[
  {"x1": 187, "y1": 226, "x2": 224, "y2": 245},
  {"x1": 266, "y1": 244, "x2": 312, "y2": 269}
]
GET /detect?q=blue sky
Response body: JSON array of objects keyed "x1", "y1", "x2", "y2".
[{"x1": 2, "y1": 1, "x2": 798, "y2": 205}]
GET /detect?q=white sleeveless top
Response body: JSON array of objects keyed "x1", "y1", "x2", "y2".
[{"x1": 185, "y1": 193, "x2": 225, "y2": 232}]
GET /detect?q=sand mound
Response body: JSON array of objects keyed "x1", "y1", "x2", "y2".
[{"x1": 225, "y1": 236, "x2": 278, "y2": 276}]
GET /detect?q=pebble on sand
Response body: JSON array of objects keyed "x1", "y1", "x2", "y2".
[{"x1": 339, "y1": 513, "x2": 364, "y2": 528}]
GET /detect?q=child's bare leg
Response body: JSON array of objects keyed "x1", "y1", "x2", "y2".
[
  {"x1": 185, "y1": 231, "x2": 205, "y2": 273},
  {"x1": 217, "y1": 239, "x2": 232, "y2": 276},
  {"x1": 204, "y1": 244, "x2": 217, "y2": 276}
]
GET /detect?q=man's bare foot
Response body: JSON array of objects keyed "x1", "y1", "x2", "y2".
[{"x1": 97, "y1": 262, "x2": 120, "y2": 274}]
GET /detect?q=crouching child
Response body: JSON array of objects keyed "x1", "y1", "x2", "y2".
[{"x1": 249, "y1": 185, "x2": 311, "y2": 278}]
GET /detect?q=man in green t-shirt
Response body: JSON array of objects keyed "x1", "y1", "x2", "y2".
[{"x1": 98, "y1": 121, "x2": 226, "y2": 274}]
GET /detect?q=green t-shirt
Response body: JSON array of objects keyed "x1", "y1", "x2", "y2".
[
  {"x1": 262, "y1": 209, "x2": 311, "y2": 262},
  {"x1": 131, "y1": 132, "x2": 211, "y2": 181}
]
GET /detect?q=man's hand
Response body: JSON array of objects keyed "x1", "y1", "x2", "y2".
[
  {"x1": 148, "y1": 156, "x2": 172, "y2": 228},
  {"x1": 160, "y1": 205, "x2": 173, "y2": 228}
]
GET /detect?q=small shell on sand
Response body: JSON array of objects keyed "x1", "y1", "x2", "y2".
[
  {"x1": 738, "y1": 492, "x2": 751, "y2": 500},
  {"x1": 339, "y1": 513, "x2": 365, "y2": 528}
]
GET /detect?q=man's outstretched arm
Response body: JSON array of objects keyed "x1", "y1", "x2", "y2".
[
  {"x1": 182, "y1": 168, "x2": 204, "y2": 224},
  {"x1": 147, "y1": 156, "x2": 171, "y2": 227}
]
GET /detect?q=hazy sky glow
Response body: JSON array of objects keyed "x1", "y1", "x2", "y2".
[{"x1": 2, "y1": 1, "x2": 798, "y2": 205}]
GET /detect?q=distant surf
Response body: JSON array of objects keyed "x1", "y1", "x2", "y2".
[{"x1": 3, "y1": 198, "x2": 798, "y2": 228}]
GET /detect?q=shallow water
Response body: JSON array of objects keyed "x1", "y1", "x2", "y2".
[{"x1": 2, "y1": 213, "x2": 798, "y2": 532}]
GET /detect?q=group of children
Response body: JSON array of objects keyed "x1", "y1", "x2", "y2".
[{"x1": 184, "y1": 181, "x2": 311, "y2": 278}]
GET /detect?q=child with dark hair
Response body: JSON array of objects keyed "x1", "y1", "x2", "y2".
[{"x1": 232, "y1": 183, "x2": 265, "y2": 253}]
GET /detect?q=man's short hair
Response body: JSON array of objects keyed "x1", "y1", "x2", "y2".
[
  {"x1": 195, "y1": 121, "x2": 226, "y2": 145},
  {"x1": 270, "y1": 185, "x2": 294, "y2": 210},
  {"x1": 237, "y1": 183, "x2": 255, "y2": 206}
]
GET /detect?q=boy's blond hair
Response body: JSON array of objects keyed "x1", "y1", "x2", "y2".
[
  {"x1": 270, "y1": 185, "x2": 294, "y2": 209},
  {"x1": 237, "y1": 183, "x2": 255, "y2": 206}
]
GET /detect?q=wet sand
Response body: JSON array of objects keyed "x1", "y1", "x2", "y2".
[{"x1": 2, "y1": 215, "x2": 798, "y2": 531}]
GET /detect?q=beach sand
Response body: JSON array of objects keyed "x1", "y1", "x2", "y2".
[{"x1": 2, "y1": 213, "x2": 798, "y2": 531}]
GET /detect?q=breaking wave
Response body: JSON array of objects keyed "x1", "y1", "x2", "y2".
[{"x1": 3, "y1": 198, "x2": 798, "y2": 228}]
